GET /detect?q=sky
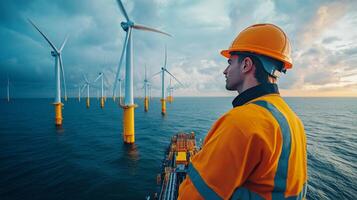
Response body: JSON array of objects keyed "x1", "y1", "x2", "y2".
[{"x1": 1, "y1": 0, "x2": 357, "y2": 98}]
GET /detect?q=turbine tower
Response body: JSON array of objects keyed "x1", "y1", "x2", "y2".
[
  {"x1": 112, "y1": 0, "x2": 171, "y2": 144},
  {"x1": 167, "y1": 77, "x2": 174, "y2": 103},
  {"x1": 153, "y1": 46, "x2": 182, "y2": 115},
  {"x1": 94, "y1": 72, "x2": 105, "y2": 108},
  {"x1": 81, "y1": 74, "x2": 91, "y2": 108},
  {"x1": 117, "y1": 78, "x2": 123, "y2": 105},
  {"x1": 103, "y1": 87, "x2": 106, "y2": 102},
  {"x1": 7, "y1": 76, "x2": 10, "y2": 103},
  {"x1": 78, "y1": 85, "x2": 81, "y2": 102},
  {"x1": 148, "y1": 83, "x2": 152, "y2": 100},
  {"x1": 143, "y1": 65, "x2": 150, "y2": 112},
  {"x1": 28, "y1": 19, "x2": 68, "y2": 126}
]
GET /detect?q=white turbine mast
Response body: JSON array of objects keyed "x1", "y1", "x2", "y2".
[
  {"x1": 94, "y1": 72, "x2": 104, "y2": 98},
  {"x1": 112, "y1": 0, "x2": 172, "y2": 104},
  {"x1": 78, "y1": 85, "x2": 81, "y2": 102},
  {"x1": 152, "y1": 46, "x2": 183, "y2": 100},
  {"x1": 28, "y1": 19, "x2": 68, "y2": 103},
  {"x1": 81, "y1": 74, "x2": 91, "y2": 99}
]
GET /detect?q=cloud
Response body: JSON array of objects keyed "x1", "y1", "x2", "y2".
[
  {"x1": 0, "y1": 0, "x2": 357, "y2": 97},
  {"x1": 322, "y1": 36, "x2": 340, "y2": 44},
  {"x1": 278, "y1": 0, "x2": 357, "y2": 95},
  {"x1": 343, "y1": 46, "x2": 357, "y2": 56},
  {"x1": 298, "y1": 1, "x2": 348, "y2": 47}
]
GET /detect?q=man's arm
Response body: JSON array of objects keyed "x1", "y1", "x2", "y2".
[{"x1": 178, "y1": 113, "x2": 263, "y2": 199}]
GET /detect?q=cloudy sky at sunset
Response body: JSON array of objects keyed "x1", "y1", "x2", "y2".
[{"x1": 1, "y1": 0, "x2": 356, "y2": 97}]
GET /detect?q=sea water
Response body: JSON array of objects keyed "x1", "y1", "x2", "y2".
[{"x1": 0, "y1": 97, "x2": 356, "y2": 199}]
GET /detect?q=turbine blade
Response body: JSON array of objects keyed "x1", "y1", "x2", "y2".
[
  {"x1": 59, "y1": 55, "x2": 67, "y2": 99},
  {"x1": 28, "y1": 18, "x2": 58, "y2": 52},
  {"x1": 94, "y1": 73, "x2": 102, "y2": 82},
  {"x1": 59, "y1": 35, "x2": 69, "y2": 52},
  {"x1": 94, "y1": 76, "x2": 100, "y2": 82},
  {"x1": 116, "y1": 0, "x2": 130, "y2": 22},
  {"x1": 81, "y1": 83, "x2": 87, "y2": 93},
  {"x1": 113, "y1": 29, "x2": 130, "y2": 97},
  {"x1": 164, "y1": 45, "x2": 167, "y2": 69},
  {"x1": 165, "y1": 69, "x2": 183, "y2": 86},
  {"x1": 151, "y1": 71, "x2": 161, "y2": 79},
  {"x1": 83, "y1": 74, "x2": 89, "y2": 83},
  {"x1": 132, "y1": 24, "x2": 172, "y2": 37}
]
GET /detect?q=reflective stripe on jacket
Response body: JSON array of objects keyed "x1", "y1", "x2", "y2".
[{"x1": 178, "y1": 93, "x2": 307, "y2": 200}]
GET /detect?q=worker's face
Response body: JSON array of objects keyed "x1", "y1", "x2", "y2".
[{"x1": 223, "y1": 55, "x2": 244, "y2": 91}]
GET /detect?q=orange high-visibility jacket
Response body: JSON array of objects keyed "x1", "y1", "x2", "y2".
[{"x1": 178, "y1": 84, "x2": 307, "y2": 200}]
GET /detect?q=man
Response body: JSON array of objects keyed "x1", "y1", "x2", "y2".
[{"x1": 178, "y1": 24, "x2": 307, "y2": 200}]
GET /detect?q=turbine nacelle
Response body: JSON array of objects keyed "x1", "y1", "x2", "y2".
[
  {"x1": 51, "y1": 51, "x2": 58, "y2": 57},
  {"x1": 121, "y1": 21, "x2": 134, "y2": 31}
]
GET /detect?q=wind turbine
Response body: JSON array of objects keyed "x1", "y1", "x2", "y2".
[
  {"x1": 167, "y1": 77, "x2": 174, "y2": 103},
  {"x1": 112, "y1": 0, "x2": 171, "y2": 144},
  {"x1": 148, "y1": 83, "x2": 152, "y2": 100},
  {"x1": 103, "y1": 87, "x2": 106, "y2": 102},
  {"x1": 78, "y1": 85, "x2": 81, "y2": 102},
  {"x1": 169, "y1": 86, "x2": 174, "y2": 102},
  {"x1": 143, "y1": 65, "x2": 150, "y2": 112},
  {"x1": 6, "y1": 76, "x2": 10, "y2": 103},
  {"x1": 112, "y1": 82, "x2": 116, "y2": 102},
  {"x1": 81, "y1": 74, "x2": 91, "y2": 108},
  {"x1": 94, "y1": 72, "x2": 105, "y2": 108},
  {"x1": 117, "y1": 78, "x2": 123, "y2": 105},
  {"x1": 28, "y1": 19, "x2": 68, "y2": 126},
  {"x1": 152, "y1": 46, "x2": 183, "y2": 115}
]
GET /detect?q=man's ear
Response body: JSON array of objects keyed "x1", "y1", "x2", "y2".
[{"x1": 242, "y1": 57, "x2": 254, "y2": 73}]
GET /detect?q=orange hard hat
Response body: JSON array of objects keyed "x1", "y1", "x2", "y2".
[{"x1": 221, "y1": 23, "x2": 292, "y2": 69}]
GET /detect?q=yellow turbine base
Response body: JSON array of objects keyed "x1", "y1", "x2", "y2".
[
  {"x1": 54, "y1": 102, "x2": 63, "y2": 126},
  {"x1": 144, "y1": 97, "x2": 149, "y2": 112},
  {"x1": 167, "y1": 96, "x2": 174, "y2": 103},
  {"x1": 161, "y1": 98, "x2": 166, "y2": 115},
  {"x1": 100, "y1": 97, "x2": 104, "y2": 108},
  {"x1": 86, "y1": 98, "x2": 90, "y2": 108},
  {"x1": 122, "y1": 105, "x2": 136, "y2": 144}
]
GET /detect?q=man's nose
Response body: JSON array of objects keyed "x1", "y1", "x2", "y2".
[{"x1": 223, "y1": 66, "x2": 228, "y2": 75}]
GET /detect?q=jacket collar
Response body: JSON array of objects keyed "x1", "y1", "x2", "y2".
[{"x1": 232, "y1": 83, "x2": 279, "y2": 107}]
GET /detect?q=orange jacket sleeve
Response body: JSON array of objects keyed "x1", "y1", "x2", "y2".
[{"x1": 178, "y1": 112, "x2": 265, "y2": 199}]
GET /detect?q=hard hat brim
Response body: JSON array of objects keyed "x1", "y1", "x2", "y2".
[{"x1": 220, "y1": 47, "x2": 292, "y2": 69}]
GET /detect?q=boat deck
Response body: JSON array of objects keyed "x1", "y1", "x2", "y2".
[{"x1": 148, "y1": 132, "x2": 199, "y2": 200}]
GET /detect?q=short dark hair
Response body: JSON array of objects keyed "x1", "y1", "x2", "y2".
[{"x1": 237, "y1": 54, "x2": 272, "y2": 84}]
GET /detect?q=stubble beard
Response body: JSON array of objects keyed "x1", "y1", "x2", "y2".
[
  {"x1": 225, "y1": 78, "x2": 242, "y2": 91},
  {"x1": 225, "y1": 81, "x2": 236, "y2": 91}
]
